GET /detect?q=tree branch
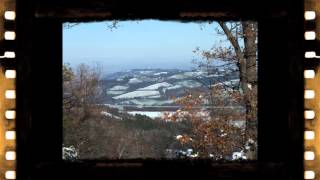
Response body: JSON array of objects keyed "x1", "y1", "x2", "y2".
[{"x1": 218, "y1": 22, "x2": 244, "y2": 61}]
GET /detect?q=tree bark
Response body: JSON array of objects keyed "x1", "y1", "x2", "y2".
[
  {"x1": 242, "y1": 22, "x2": 258, "y2": 159},
  {"x1": 218, "y1": 21, "x2": 258, "y2": 159}
]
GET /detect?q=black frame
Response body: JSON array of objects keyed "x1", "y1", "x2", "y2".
[{"x1": 15, "y1": 0, "x2": 304, "y2": 179}]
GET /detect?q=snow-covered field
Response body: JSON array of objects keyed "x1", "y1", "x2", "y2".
[
  {"x1": 211, "y1": 79, "x2": 240, "y2": 89},
  {"x1": 154, "y1": 72, "x2": 168, "y2": 76},
  {"x1": 109, "y1": 85, "x2": 129, "y2": 91},
  {"x1": 107, "y1": 90, "x2": 126, "y2": 95},
  {"x1": 138, "y1": 82, "x2": 172, "y2": 90},
  {"x1": 127, "y1": 111, "x2": 164, "y2": 118},
  {"x1": 175, "y1": 80, "x2": 202, "y2": 88},
  {"x1": 183, "y1": 71, "x2": 205, "y2": 77},
  {"x1": 139, "y1": 70, "x2": 154, "y2": 74},
  {"x1": 122, "y1": 99, "x2": 174, "y2": 106},
  {"x1": 128, "y1": 77, "x2": 143, "y2": 84},
  {"x1": 168, "y1": 74, "x2": 186, "y2": 80},
  {"x1": 162, "y1": 85, "x2": 182, "y2": 93},
  {"x1": 101, "y1": 111, "x2": 122, "y2": 119},
  {"x1": 127, "y1": 111, "x2": 175, "y2": 119},
  {"x1": 113, "y1": 90, "x2": 160, "y2": 99}
]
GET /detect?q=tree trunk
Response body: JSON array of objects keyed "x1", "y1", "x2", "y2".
[
  {"x1": 219, "y1": 21, "x2": 258, "y2": 159},
  {"x1": 242, "y1": 22, "x2": 257, "y2": 141}
]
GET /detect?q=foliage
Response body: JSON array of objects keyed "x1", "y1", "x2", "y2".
[
  {"x1": 167, "y1": 21, "x2": 258, "y2": 159},
  {"x1": 62, "y1": 21, "x2": 257, "y2": 160},
  {"x1": 166, "y1": 85, "x2": 246, "y2": 159},
  {"x1": 63, "y1": 64, "x2": 189, "y2": 159},
  {"x1": 63, "y1": 63, "x2": 104, "y2": 120}
]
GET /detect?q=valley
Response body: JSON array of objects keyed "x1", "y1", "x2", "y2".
[{"x1": 102, "y1": 67, "x2": 241, "y2": 118}]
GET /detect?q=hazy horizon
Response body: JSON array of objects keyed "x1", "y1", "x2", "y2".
[{"x1": 63, "y1": 20, "x2": 226, "y2": 74}]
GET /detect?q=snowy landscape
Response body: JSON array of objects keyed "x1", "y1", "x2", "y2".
[
  {"x1": 102, "y1": 64, "x2": 240, "y2": 117},
  {"x1": 63, "y1": 64, "x2": 249, "y2": 160},
  {"x1": 63, "y1": 20, "x2": 257, "y2": 161}
]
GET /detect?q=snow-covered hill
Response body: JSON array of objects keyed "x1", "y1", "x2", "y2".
[
  {"x1": 138, "y1": 82, "x2": 172, "y2": 90},
  {"x1": 113, "y1": 90, "x2": 160, "y2": 99},
  {"x1": 103, "y1": 68, "x2": 239, "y2": 107}
]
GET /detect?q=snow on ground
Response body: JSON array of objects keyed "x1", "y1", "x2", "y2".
[
  {"x1": 128, "y1": 111, "x2": 175, "y2": 119},
  {"x1": 109, "y1": 85, "x2": 129, "y2": 91},
  {"x1": 176, "y1": 80, "x2": 202, "y2": 88},
  {"x1": 138, "y1": 82, "x2": 172, "y2": 90},
  {"x1": 228, "y1": 120, "x2": 246, "y2": 128},
  {"x1": 168, "y1": 71, "x2": 205, "y2": 79},
  {"x1": 168, "y1": 74, "x2": 186, "y2": 79},
  {"x1": 154, "y1": 72, "x2": 168, "y2": 76},
  {"x1": 63, "y1": 146, "x2": 78, "y2": 160},
  {"x1": 232, "y1": 151, "x2": 247, "y2": 160},
  {"x1": 128, "y1": 111, "x2": 163, "y2": 119},
  {"x1": 113, "y1": 90, "x2": 160, "y2": 99},
  {"x1": 107, "y1": 90, "x2": 126, "y2": 95},
  {"x1": 125, "y1": 99, "x2": 173, "y2": 106},
  {"x1": 128, "y1": 77, "x2": 143, "y2": 84},
  {"x1": 139, "y1": 70, "x2": 154, "y2": 74},
  {"x1": 102, "y1": 104, "x2": 125, "y2": 111},
  {"x1": 212, "y1": 79, "x2": 240, "y2": 87},
  {"x1": 208, "y1": 74, "x2": 224, "y2": 77},
  {"x1": 162, "y1": 85, "x2": 183, "y2": 93},
  {"x1": 146, "y1": 95, "x2": 161, "y2": 98},
  {"x1": 183, "y1": 71, "x2": 205, "y2": 77},
  {"x1": 101, "y1": 111, "x2": 122, "y2": 120}
]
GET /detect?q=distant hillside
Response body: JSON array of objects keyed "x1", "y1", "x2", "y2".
[{"x1": 101, "y1": 68, "x2": 239, "y2": 109}]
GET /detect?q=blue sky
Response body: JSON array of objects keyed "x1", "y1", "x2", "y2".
[{"x1": 63, "y1": 20, "x2": 226, "y2": 74}]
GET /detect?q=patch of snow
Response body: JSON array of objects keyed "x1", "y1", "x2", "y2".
[
  {"x1": 138, "y1": 82, "x2": 172, "y2": 90},
  {"x1": 109, "y1": 85, "x2": 129, "y2": 91},
  {"x1": 146, "y1": 95, "x2": 161, "y2": 98},
  {"x1": 208, "y1": 74, "x2": 224, "y2": 77},
  {"x1": 232, "y1": 151, "x2": 247, "y2": 160},
  {"x1": 128, "y1": 77, "x2": 143, "y2": 84},
  {"x1": 102, "y1": 104, "x2": 124, "y2": 111},
  {"x1": 113, "y1": 90, "x2": 160, "y2": 99},
  {"x1": 168, "y1": 74, "x2": 186, "y2": 79},
  {"x1": 176, "y1": 80, "x2": 202, "y2": 88},
  {"x1": 229, "y1": 120, "x2": 246, "y2": 128},
  {"x1": 213, "y1": 79, "x2": 240, "y2": 87},
  {"x1": 248, "y1": 138, "x2": 255, "y2": 144},
  {"x1": 139, "y1": 70, "x2": 153, "y2": 74},
  {"x1": 189, "y1": 152, "x2": 199, "y2": 158},
  {"x1": 176, "y1": 135, "x2": 183, "y2": 140},
  {"x1": 63, "y1": 146, "x2": 78, "y2": 161},
  {"x1": 220, "y1": 133, "x2": 228, "y2": 137},
  {"x1": 162, "y1": 85, "x2": 182, "y2": 93},
  {"x1": 116, "y1": 78, "x2": 124, "y2": 81},
  {"x1": 101, "y1": 111, "x2": 122, "y2": 119},
  {"x1": 183, "y1": 71, "x2": 204, "y2": 77},
  {"x1": 128, "y1": 111, "x2": 163, "y2": 119},
  {"x1": 154, "y1": 72, "x2": 168, "y2": 76},
  {"x1": 107, "y1": 91, "x2": 126, "y2": 95},
  {"x1": 124, "y1": 99, "x2": 173, "y2": 106}
]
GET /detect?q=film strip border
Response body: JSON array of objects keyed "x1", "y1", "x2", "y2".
[
  {"x1": 0, "y1": 0, "x2": 16, "y2": 180},
  {"x1": 304, "y1": 0, "x2": 319, "y2": 179}
]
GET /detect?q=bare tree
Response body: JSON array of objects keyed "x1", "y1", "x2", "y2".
[
  {"x1": 218, "y1": 22, "x2": 257, "y2": 159},
  {"x1": 63, "y1": 63, "x2": 104, "y2": 120},
  {"x1": 63, "y1": 63, "x2": 105, "y2": 158},
  {"x1": 166, "y1": 21, "x2": 257, "y2": 160}
]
